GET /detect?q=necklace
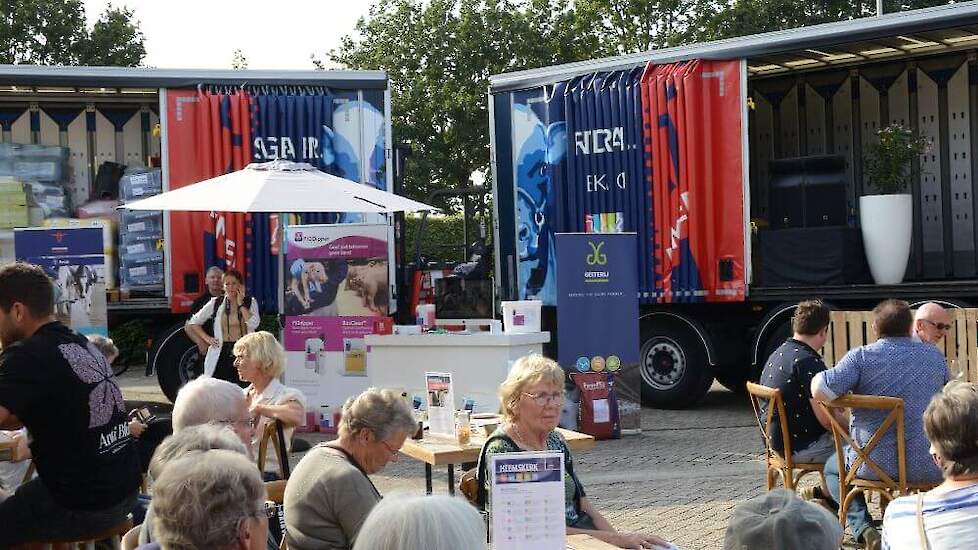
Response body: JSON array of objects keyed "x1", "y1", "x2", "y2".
[{"x1": 511, "y1": 423, "x2": 544, "y2": 451}]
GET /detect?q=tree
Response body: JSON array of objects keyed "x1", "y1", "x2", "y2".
[
  {"x1": 329, "y1": 0, "x2": 598, "y2": 207},
  {"x1": 0, "y1": 0, "x2": 145, "y2": 66},
  {"x1": 575, "y1": 0, "x2": 698, "y2": 55}
]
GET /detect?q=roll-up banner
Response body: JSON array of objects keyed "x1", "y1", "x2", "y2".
[
  {"x1": 555, "y1": 232, "x2": 639, "y2": 397},
  {"x1": 14, "y1": 227, "x2": 107, "y2": 337},
  {"x1": 282, "y1": 223, "x2": 391, "y2": 411}
]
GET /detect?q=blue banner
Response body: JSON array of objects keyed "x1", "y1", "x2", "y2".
[
  {"x1": 555, "y1": 233, "x2": 638, "y2": 374},
  {"x1": 14, "y1": 227, "x2": 107, "y2": 337}
]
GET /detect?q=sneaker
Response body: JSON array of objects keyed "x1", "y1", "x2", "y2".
[{"x1": 860, "y1": 527, "x2": 881, "y2": 550}]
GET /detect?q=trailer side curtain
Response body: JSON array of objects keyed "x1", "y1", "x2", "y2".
[{"x1": 641, "y1": 60, "x2": 746, "y2": 303}]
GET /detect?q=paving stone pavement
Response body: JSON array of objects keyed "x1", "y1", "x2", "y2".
[{"x1": 120, "y1": 371, "x2": 866, "y2": 549}]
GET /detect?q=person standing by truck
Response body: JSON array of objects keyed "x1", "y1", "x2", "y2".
[
  {"x1": 185, "y1": 266, "x2": 225, "y2": 355},
  {"x1": 0, "y1": 262, "x2": 141, "y2": 545},
  {"x1": 186, "y1": 269, "x2": 260, "y2": 386}
]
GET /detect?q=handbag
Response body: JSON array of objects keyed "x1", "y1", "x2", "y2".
[
  {"x1": 916, "y1": 492, "x2": 931, "y2": 550},
  {"x1": 459, "y1": 434, "x2": 514, "y2": 508}
]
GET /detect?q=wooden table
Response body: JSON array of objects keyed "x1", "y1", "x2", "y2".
[
  {"x1": 399, "y1": 427, "x2": 595, "y2": 494},
  {"x1": 566, "y1": 534, "x2": 618, "y2": 549}
]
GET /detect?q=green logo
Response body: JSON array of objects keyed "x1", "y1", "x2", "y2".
[{"x1": 586, "y1": 241, "x2": 607, "y2": 266}]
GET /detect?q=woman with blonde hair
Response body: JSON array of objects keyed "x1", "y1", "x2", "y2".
[
  {"x1": 233, "y1": 331, "x2": 306, "y2": 479},
  {"x1": 284, "y1": 387, "x2": 417, "y2": 550},
  {"x1": 479, "y1": 354, "x2": 671, "y2": 549}
]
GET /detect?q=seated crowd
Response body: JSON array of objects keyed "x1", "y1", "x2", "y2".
[
  {"x1": 751, "y1": 297, "x2": 974, "y2": 550},
  {"x1": 3, "y1": 258, "x2": 975, "y2": 550}
]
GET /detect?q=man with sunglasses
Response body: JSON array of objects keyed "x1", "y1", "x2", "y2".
[{"x1": 913, "y1": 302, "x2": 953, "y2": 346}]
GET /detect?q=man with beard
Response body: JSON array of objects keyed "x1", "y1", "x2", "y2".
[{"x1": 0, "y1": 262, "x2": 140, "y2": 545}]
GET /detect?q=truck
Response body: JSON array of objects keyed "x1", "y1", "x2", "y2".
[
  {"x1": 0, "y1": 65, "x2": 394, "y2": 401},
  {"x1": 487, "y1": 2, "x2": 978, "y2": 408}
]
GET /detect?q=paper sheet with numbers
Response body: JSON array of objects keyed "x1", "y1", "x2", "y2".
[{"x1": 490, "y1": 450, "x2": 566, "y2": 550}]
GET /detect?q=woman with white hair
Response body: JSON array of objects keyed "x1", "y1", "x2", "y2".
[
  {"x1": 480, "y1": 354, "x2": 670, "y2": 549},
  {"x1": 171, "y1": 376, "x2": 255, "y2": 455},
  {"x1": 353, "y1": 494, "x2": 486, "y2": 550},
  {"x1": 233, "y1": 331, "x2": 306, "y2": 478},
  {"x1": 284, "y1": 388, "x2": 417, "y2": 550},
  {"x1": 149, "y1": 449, "x2": 268, "y2": 550},
  {"x1": 882, "y1": 381, "x2": 978, "y2": 549}
]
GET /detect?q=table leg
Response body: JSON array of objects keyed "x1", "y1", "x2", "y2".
[
  {"x1": 448, "y1": 464, "x2": 455, "y2": 496},
  {"x1": 425, "y1": 463, "x2": 433, "y2": 495}
]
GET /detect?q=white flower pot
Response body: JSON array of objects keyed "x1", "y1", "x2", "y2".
[{"x1": 859, "y1": 194, "x2": 912, "y2": 285}]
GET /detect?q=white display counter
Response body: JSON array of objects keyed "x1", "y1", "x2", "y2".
[{"x1": 364, "y1": 331, "x2": 550, "y2": 413}]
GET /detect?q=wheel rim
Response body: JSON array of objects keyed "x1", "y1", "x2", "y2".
[
  {"x1": 177, "y1": 347, "x2": 203, "y2": 385},
  {"x1": 640, "y1": 336, "x2": 686, "y2": 391}
]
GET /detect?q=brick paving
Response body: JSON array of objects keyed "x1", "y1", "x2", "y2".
[{"x1": 119, "y1": 372, "x2": 869, "y2": 549}]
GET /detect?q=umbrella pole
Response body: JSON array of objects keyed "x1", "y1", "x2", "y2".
[{"x1": 278, "y1": 213, "x2": 286, "y2": 340}]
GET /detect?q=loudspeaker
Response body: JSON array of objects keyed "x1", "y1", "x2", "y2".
[{"x1": 769, "y1": 155, "x2": 847, "y2": 229}]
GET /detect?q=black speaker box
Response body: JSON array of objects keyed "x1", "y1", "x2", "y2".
[{"x1": 769, "y1": 155, "x2": 847, "y2": 229}]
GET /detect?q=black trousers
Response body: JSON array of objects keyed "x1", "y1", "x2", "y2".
[{"x1": 214, "y1": 342, "x2": 246, "y2": 388}]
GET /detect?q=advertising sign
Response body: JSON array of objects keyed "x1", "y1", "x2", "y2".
[
  {"x1": 555, "y1": 233, "x2": 639, "y2": 383},
  {"x1": 14, "y1": 227, "x2": 107, "y2": 336},
  {"x1": 283, "y1": 223, "x2": 390, "y2": 410},
  {"x1": 424, "y1": 372, "x2": 456, "y2": 439}
]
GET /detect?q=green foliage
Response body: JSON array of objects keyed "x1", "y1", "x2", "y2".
[
  {"x1": 864, "y1": 124, "x2": 930, "y2": 195},
  {"x1": 404, "y1": 214, "x2": 491, "y2": 264},
  {"x1": 0, "y1": 0, "x2": 145, "y2": 66},
  {"x1": 109, "y1": 318, "x2": 147, "y2": 359},
  {"x1": 232, "y1": 48, "x2": 249, "y2": 70},
  {"x1": 329, "y1": 0, "x2": 598, "y2": 210},
  {"x1": 257, "y1": 314, "x2": 281, "y2": 335}
]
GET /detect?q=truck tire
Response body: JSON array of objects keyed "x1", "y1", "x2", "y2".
[
  {"x1": 639, "y1": 322, "x2": 713, "y2": 409},
  {"x1": 757, "y1": 319, "x2": 793, "y2": 380},
  {"x1": 151, "y1": 322, "x2": 203, "y2": 403}
]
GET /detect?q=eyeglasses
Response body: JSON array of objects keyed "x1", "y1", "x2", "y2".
[
  {"x1": 923, "y1": 319, "x2": 952, "y2": 331},
  {"x1": 379, "y1": 439, "x2": 400, "y2": 455},
  {"x1": 522, "y1": 391, "x2": 564, "y2": 406}
]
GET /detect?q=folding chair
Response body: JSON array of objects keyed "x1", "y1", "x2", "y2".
[
  {"x1": 746, "y1": 382, "x2": 828, "y2": 492},
  {"x1": 817, "y1": 394, "x2": 938, "y2": 530}
]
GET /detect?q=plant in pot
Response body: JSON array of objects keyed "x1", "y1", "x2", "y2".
[{"x1": 860, "y1": 124, "x2": 929, "y2": 285}]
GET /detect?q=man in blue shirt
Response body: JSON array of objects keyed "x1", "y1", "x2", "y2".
[{"x1": 812, "y1": 299, "x2": 949, "y2": 550}]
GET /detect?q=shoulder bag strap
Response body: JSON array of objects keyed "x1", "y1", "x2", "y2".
[
  {"x1": 916, "y1": 492, "x2": 931, "y2": 550},
  {"x1": 475, "y1": 434, "x2": 516, "y2": 508}
]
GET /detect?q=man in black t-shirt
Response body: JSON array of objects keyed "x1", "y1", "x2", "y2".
[
  {"x1": 0, "y1": 262, "x2": 141, "y2": 545},
  {"x1": 184, "y1": 265, "x2": 224, "y2": 354},
  {"x1": 760, "y1": 300, "x2": 841, "y2": 466}
]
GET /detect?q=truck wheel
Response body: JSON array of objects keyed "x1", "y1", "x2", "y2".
[
  {"x1": 639, "y1": 323, "x2": 713, "y2": 409},
  {"x1": 151, "y1": 322, "x2": 203, "y2": 403}
]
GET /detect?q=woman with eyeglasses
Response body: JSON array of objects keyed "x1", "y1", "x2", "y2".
[
  {"x1": 233, "y1": 331, "x2": 306, "y2": 480},
  {"x1": 284, "y1": 388, "x2": 417, "y2": 550},
  {"x1": 480, "y1": 354, "x2": 671, "y2": 549}
]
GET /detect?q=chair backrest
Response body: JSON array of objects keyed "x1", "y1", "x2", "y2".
[
  {"x1": 257, "y1": 419, "x2": 290, "y2": 479},
  {"x1": 121, "y1": 524, "x2": 141, "y2": 550},
  {"x1": 265, "y1": 480, "x2": 288, "y2": 550},
  {"x1": 746, "y1": 382, "x2": 797, "y2": 460},
  {"x1": 817, "y1": 394, "x2": 908, "y2": 491}
]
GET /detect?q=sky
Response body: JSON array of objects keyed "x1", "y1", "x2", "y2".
[{"x1": 82, "y1": 0, "x2": 373, "y2": 70}]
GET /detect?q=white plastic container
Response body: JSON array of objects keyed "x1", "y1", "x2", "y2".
[{"x1": 501, "y1": 300, "x2": 542, "y2": 333}]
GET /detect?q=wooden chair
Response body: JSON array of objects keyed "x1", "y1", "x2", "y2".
[
  {"x1": 257, "y1": 419, "x2": 291, "y2": 480},
  {"x1": 265, "y1": 480, "x2": 288, "y2": 550},
  {"x1": 746, "y1": 382, "x2": 828, "y2": 492},
  {"x1": 817, "y1": 394, "x2": 938, "y2": 531}
]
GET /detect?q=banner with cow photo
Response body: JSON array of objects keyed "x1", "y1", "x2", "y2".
[{"x1": 14, "y1": 226, "x2": 107, "y2": 337}]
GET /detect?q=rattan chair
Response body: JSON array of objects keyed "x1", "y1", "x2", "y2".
[
  {"x1": 746, "y1": 382, "x2": 828, "y2": 492},
  {"x1": 18, "y1": 516, "x2": 134, "y2": 550},
  {"x1": 817, "y1": 394, "x2": 938, "y2": 530},
  {"x1": 266, "y1": 479, "x2": 288, "y2": 550}
]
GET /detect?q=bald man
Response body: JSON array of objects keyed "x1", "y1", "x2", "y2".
[{"x1": 913, "y1": 302, "x2": 952, "y2": 345}]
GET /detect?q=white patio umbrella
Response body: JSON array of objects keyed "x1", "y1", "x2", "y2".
[
  {"x1": 119, "y1": 160, "x2": 437, "y2": 316},
  {"x1": 121, "y1": 160, "x2": 436, "y2": 213}
]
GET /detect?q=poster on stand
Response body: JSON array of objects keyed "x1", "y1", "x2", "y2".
[
  {"x1": 282, "y1": 223, "x2": 390, "y2": 414},
  {"x1": 489, "y1": 450, "x2": 566, "y2": 550},
  {"x1": 424, "y1": 372, "x2": 456, "y2": 439},
  {"x1": 555, "y1": 233, "x2": 640, "y2": 403},
  {"x1": 14, "y1": 227, "x2": 107, "y2": 337}
]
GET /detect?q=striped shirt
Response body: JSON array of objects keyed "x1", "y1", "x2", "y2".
[{"x1": 882, "y1": 483, "x2": 978, "y2": 549}]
